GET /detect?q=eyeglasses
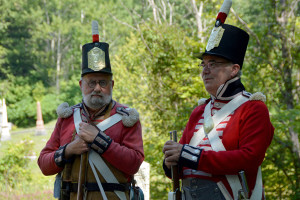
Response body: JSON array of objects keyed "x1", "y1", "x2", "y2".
[
  {"x1": 85, "y1": 80, "x2": 110, "y2": 88},
  {"x1": 199, "y1": 61, "x2": 231, "y2": 70}
]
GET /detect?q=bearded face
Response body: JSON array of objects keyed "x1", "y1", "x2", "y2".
[
  {"x1": 80, "y1": 73, "x2": 114, "y2": 111},
  {"x1": 82, "y1": 89, "x2": 112, "y2": 110}
]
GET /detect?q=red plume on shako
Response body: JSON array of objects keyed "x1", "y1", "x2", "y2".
[
  {"x1": 196, "y1": 0, "x2": 249, "y2": 69},
  {"x1": 92, "y1": 20, "x2": 100, "y2": 43},
  {"x1": 215, "y1": 0, "x2": 232, "y2": 27}
]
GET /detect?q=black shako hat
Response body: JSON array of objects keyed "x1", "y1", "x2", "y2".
[
  {"x1": 81, "y1": 42, "x2": 112, "y2": 76},
  {"x1": 199, "y1": 24, "x2": 249, "y2": 69},
  {"x1": 81, "y1": 21, "x2": 112, "y2": 77}
]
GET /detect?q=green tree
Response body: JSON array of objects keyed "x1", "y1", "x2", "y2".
[
  {"x1": 231, "y1": 0, "x2": 300, "y2": 198},
  {"x1": 113, "y1": 22, "x2": 206, "y2": 198},
  {"x1": 0, "y1": 0, "x2": 299, "y2": 198},
  {"x1": 0, "y1": 0, "x2": 41, "y2": 79}
]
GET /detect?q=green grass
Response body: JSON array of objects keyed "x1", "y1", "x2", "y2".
[{"x1": 0, "y1": 121, "x2": 57, "y2": 200}]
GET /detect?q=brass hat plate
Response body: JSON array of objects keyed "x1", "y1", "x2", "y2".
[
  {"x1": 88, "y1": 47, "x2": 106, "y2": 71},
  {"x1": 206, "y1": 26, "x2": 225, "y2": 51}
]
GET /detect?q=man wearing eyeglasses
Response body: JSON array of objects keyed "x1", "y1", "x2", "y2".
[
  {"x1": 38, "y1": 22, "x2": 144, "y2": 200},
  {"x1": 163, "y1": 23, "x2": 274, "y2": 200}
]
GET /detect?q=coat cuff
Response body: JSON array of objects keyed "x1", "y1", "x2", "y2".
[
  {"x1": 163, "y1": 159, "x2": 172, "y2": 178},
  {"x1": 90, "y1": 130, "x2": 112, "y2": 154},
  {"x1": 54, "y1": 144, "x2": 74, "y2": 167},
  {"x1": 179, "y1": 144, "x2": 202, "y2": 170}
]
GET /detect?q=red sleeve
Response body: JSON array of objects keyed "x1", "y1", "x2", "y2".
[
  {"x1": 37, "y1": 117, "x2": 74, "y2": 176},
  {"x1": 102, "y1": 120, "x2": 144, "y2": 175},
  {"x1": 198, "y1": 101, "x2": 274, "y2": 174}
]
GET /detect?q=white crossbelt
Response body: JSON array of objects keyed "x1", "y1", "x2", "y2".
[
  {"x1": 73, "y1": 108, "x2": 126, "y2": 200},
  {"x1": 189, "y1": 94, "x2": 249, "y2": 146},
  {"x1": 89, "y1": 150, "x2": 127, "y2": 200},
  {"x1": 189, "y1": 95, "x2": 262, "y2": 200}
]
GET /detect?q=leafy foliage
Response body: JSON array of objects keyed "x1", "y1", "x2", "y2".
[
  {"x1": 0, "y1": 137, "x2": 34, "y2": 189},
  {"x1": 0, "y1": 0, "x2": 299, "y2": 199},
  {"x1": 113, "y1": 23, "x2": 207, "y2": 197},
  {"x1": 1, "y1": 76, "x2": 61, "y2": 127},
  {"x1": 234, "y1": 0, "x2": 300, "y2": 198}
]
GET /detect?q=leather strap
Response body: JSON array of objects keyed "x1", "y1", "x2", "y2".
[{"x1": 61, "y1": 182, "x2": 130, "y2": 192}]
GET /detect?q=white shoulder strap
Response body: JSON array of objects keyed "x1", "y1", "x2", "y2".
[
  {"x1": 250, "y1": 166, "x2": 263, "y2": 200},
  {"x1": 73, "y1": 108, "x2": 126, "y2": 200},
  {"x1": 73, "y1": 108, "x2": 123, "y2": 132},
  {"x1": 88, "y1": 155, "x2": 108, "y2": 200},
  {"x1": 96, "y1": 113, "x2": 123, "y2": 131},
  {"x1": 206, "y1": 95, "x2": 249, "y2": 152},
  {"x1": 200, "y1": 96, "x2": 262, "y2": 200},
  {"x1": 89, "y1": 150, "x2": 127, "y2": 200},
  {"x1": 189, "y1": 94, "x2": 249, "y2": 146},
  {"x1": 168, "y1": 191, "x2": 176, "y2": 200},
  {"x1": 73, "y1": 108, "x2": 81, "y2": 134},
  {"x1": 206, "y1": 116, "x2": 239, "y2": 199}
]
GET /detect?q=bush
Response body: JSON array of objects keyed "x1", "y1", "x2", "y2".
[{"x1": 0, "y1": 137, "x2": 34, "y2": 189}]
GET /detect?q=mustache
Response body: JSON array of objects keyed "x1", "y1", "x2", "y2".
[{"x1": 90, "y1": 91, "x2": 103, "y2": 96}]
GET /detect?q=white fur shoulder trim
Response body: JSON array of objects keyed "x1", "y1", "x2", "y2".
[
  {"x1": 123, "y1": 108, "x2": 139, "y2": 127},
  {"x1": 56, "y1": 102, "x2": 73, "y2": 118},
  {"x1": 249, "y1": 92, "x2": 266, "y2": 102},
  {"x1": 198, "y1": 98, "x2": 207, "y2": 106},
  {"x1": 116, "y1": 107, "x2": 139, "y2": 127}
]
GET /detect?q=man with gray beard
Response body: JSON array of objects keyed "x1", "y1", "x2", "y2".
[
  {"x1": 38, "y1": 21, "x2": 144, "y2": 200},
  {"x1": 81, "y1": 74, "x2": 113, "y2": 111}
]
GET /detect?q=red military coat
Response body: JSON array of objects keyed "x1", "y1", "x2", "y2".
[
  {"x1": 38, "y1": 101, "x2": 144, "y2": 179},
  {"x1": 179, "y1": 94, "x2": 274, "y2": 197}
]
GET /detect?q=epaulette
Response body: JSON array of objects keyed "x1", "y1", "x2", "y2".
[
  {"x1": 249, "y1": 92, "x2": 266, "y2": 102},
  {"x1": 56, "y1": 102, "x2": 77, "y2": 118},
  {"x1": 116, "y1": 107, "x2": 139, "y2": 127},
  {"x1": 56, "y1": 102, "x2": 140, "y2": 126},
  {"x1": 197, "y1": 98, "x2": 208, "y2": 106}
]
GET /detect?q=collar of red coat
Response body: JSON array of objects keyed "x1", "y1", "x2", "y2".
[
  {"x1": 80, "y1": 100, "x2": 116, "y2": 121},
  {"x1": 211, "y1": 77, "x2": 245, "y2": 101}
]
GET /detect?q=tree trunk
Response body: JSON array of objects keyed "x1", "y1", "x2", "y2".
[
  {"x1": 149, "y1": 0, "x2": 159, "y2": 24},
  {"x1": 190, "y1": 0, "x2": 204, "y2": 42},
  {"x1": 277, "y1": 0, "x2": 300, "y2": 163}
]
